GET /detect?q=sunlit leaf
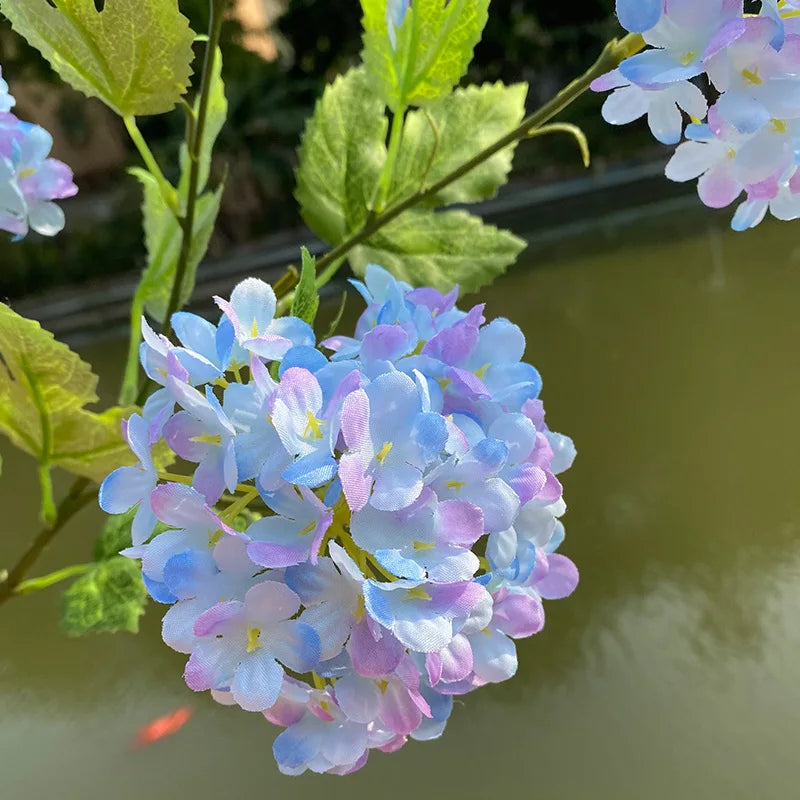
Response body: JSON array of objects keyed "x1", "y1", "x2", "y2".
[
  {"x1": 61, "y1": 556, "x2": 147, "y2": 636},
  {"x1": 361, "y1": 0, "x2": 490, "y2": 110},
  {"x1": 349, "y1": 208, "x2": 526, "y2": 294},
  {"x1": 291, "y1": 247, "x2": 321, "y2": 326},
  {"x1": 389, "y1": 82, "x2": 527, "y2": 207},
  {"x1": 295, "y1": 67, "x2": 387, "y2": 244},
  {"x1": 0, "y1": 0, "x2": 195, "y2": 117},
  {"x1": 0, "y1": 304, "x2": 138, "y2": 487}
]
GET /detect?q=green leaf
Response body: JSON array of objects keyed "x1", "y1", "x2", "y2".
[
  {"x1": 295, "y1": 67, "x2": 388, "y2": 244},
  {"x1": 349, "y1": 208, "x2": 526, "y2": 294},
  {"x1": 389, "y1": 82, "x2": 527, "y2": 207},
  {"x1": 61, "y1": 556, "x2": 147, "y2": 636},
  {"x1": 94, "y1": 507, "x2": 136, "y2": 561},
  {"x1": 361, "y1": 0, "x2": 490, "y2": 110},
  {"x1": 0, "y1": 304, "x2": 138, "y2": 484},
  {"x1": 291, "y1": 247, "x2": 321, "y2": 326},
  {"x1": 0, "y1": 0, "x2": 195, "y2": 117},
  {"x1": 133, "y1": 169, "x2": 225, "y2": 323}
]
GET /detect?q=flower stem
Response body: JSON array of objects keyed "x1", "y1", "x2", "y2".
[
  {"x1": 159, "y1": 0, "x2": 226, "y2": 343},
  {"x1": 123, "y1": 116, "x2": 180, "y2": 216}
]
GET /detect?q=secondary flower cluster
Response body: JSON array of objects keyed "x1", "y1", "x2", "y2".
[
  {"x1": 0, "y1": 67, "x2": 77, "y2": 239},
  {"x1": 100, "y1": 266, "x2": 577, "y2": 775},
  {"x1": 600, "y1": 0, "x2": 800, "y2": 230}
]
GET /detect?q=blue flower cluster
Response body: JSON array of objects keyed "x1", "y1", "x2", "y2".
[
  {"x1": 0, "y1": 67, "x2": 77, "y2": 239},
  {"x1": 101, "y1": 265, "x2": 578, "y2": 775},
  {"x1": 602, "y1": 1, "x2": 800, "y2": 230}
]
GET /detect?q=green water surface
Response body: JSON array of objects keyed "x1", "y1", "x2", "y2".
[{"x1": 2, "y1": 207, "x2": 800, "y2": 799}]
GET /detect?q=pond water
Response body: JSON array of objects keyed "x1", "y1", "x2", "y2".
[{"x1": 3, "y1": 203, "x2": 800, "y2": 799}]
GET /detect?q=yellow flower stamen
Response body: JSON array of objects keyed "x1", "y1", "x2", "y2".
[
  {"x1": 376, "y1": 441, "x2": 393, "y2": 464},
  {"x1": 304, "y1": 410, "x2": 324, "y2": 440},
  {"x1": 742, "y1": 67, "x2": 763, "y2": 86},
  {"x1": 246, "y1": 626, "x2": 261, "y2": 653}
]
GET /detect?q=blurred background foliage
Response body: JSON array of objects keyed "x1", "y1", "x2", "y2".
[{"x1": 0, "y1": 0, "x2": 659, "y2": 299}]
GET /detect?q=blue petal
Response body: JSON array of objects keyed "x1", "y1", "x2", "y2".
[
  {"x1": 282, "y1": 451, "x2": 338, "y2": 488},
  {"x1": 143, "y1": 573, "x2": 178, "y2": 604},
  {"x1": 162, "y1": 549, "x2": 217, "y2": 599},
  {"x1": 279, "y1": 345, "x2": 328, "y2": 376},
  {"x1": 374, "y1": 548, "x2": 427, "y2": 581},
  {"x1": 616, "y1": 0, "x2": 662, "y2": 33}
]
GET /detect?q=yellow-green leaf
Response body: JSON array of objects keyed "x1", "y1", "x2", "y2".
[
  {"x1": 0, "y1": 304, "x2": 138, "y2": 484},
  {"x1": 0, "y1": 0, "x2": 195, "y2": 117},
  {"x1": 61, "y1": 556, "x2": 147, "y2": 636},
  {"x1": 361, "y1": 0, "x2": 490, "y2": 110}
]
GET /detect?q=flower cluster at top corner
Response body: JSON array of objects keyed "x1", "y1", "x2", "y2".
[
  {"x1": 598, "y1": 0, "x2": 800, "y2": 231},
  {"x1": 99, "y1": 264, "x2": 578, "y2": 776},
  {"x1": 0, "y1": 67, "x2": 77, "y2": 239}
]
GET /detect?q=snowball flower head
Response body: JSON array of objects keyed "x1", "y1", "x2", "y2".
[{"x1": 102, "y1": 266, "x2": 578, "y2": 775}]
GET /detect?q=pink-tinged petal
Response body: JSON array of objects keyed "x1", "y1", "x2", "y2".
[
  {"x1": 348, "y1": 617, "x2": 404, "y2": 678},
  {"x1": 437, "y1": 500, "x2": 484, "y2": 547},
  {"x1": 247, "y1": 540, "x2": 308, "y2": 569},
  {"x1": 425, "y1": 652, "x2": 443, "y2": 686},
  {"x1": 590, "y1": 68, "x2": 629, "y2": 93},
  {"x1": 193, "y1": 600, "x2": 244, "y2": 637},
  {"x1": 150, "y1": 483, "x2": 216, "y2": 530},
  {"x1": 437, "y1": 633, "x2": 474, "y2": 683},
  {"x1": 535, "y1": 554, "x2": 579, "y2": 599},
  {"x1": 492, "y1": 589, "x2": 545, "y2": 639},
  {"x1": 340, "y1": 388, "x2": 371, "y2": 450},
  {"x1": 339, "y1": 451, "x2": 372, "y2": 513},
  {"x1": 378, "y1": 681, "x2": 423, "y2": 735},
  {"x1": 361, "y1": 324, "x2": 414, "y2": 361},
  {"x1": 245, "y1": 580, "x2": 301, "y2": 625}
]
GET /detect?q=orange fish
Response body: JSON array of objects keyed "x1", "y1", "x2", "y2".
[{"x1": 134, "y1": 706, "x2": 193, "y2": 748}]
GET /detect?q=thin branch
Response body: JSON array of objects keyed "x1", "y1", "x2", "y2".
[
  {"x1": 0, "y1": 478, "x2": 95, "y2": 607},
  {"x1": 313, "y1": 33, "x2": 645, "y2": 277}
]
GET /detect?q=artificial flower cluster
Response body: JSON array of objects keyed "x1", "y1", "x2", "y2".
[
  {"x1": 100, "y1": 266, "x2": 577, "y2": 775},
  {"x1": 599, "y1": 0, "x2": 800, "y2": 230},
  {"x1": 0, "y1": 67, "x2": 77, "y2": 239}
]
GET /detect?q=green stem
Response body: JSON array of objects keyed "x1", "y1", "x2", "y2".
[
  {"x1": 374, "y1": 108, "x2": 406, "y2": 213},
  {"x1": 313, "y1": 33, "x2": 645, "y2": 280},
  {"x1": 159, "y1": 0, "x2": 226, "y2": 343},
  {"x1": 119, "y1": 293, "x2": 145, "y2": 405},
  {"x1": 0, "y1": 478, "x2": 95, "y2": 607},
  {"x1": 15, "y1": 563, "x2": 92, "y2": 596},
  {"x1": 123, "y1": 116, "x2": 179, "y2": 216}
]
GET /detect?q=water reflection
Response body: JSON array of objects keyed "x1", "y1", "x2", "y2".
[{"x1": 2, "y1": 210, "x2": 800, "y2": 798}]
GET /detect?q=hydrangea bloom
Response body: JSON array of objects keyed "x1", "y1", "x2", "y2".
[
  {"x1": 101, "y1": 265, "x2": 578, "y2": 775},
  {"x1": 598, "y1": 0, "x2": 800, "y2": 230},
  {"x1": 0, "y1": 68, "x2": 76, "y2": 238}
]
